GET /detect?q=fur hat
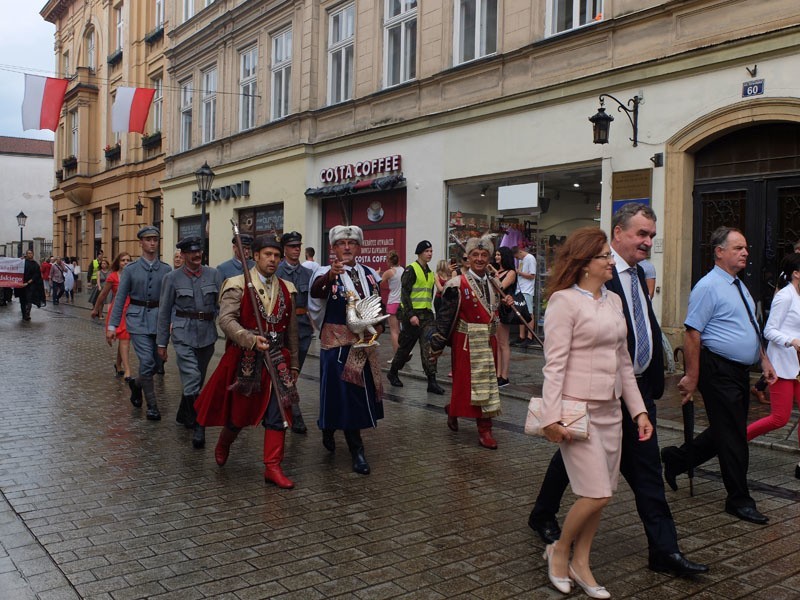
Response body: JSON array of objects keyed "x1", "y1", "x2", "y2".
[
  {"x1": 464, "y1": 235, "x2": 494, "y2": 256},
  {"x1": 329, "y1": 225, "x2": 364, "y2": 246}
]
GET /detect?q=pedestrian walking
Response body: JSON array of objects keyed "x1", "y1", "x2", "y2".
[
  {"x1": 50, "y1": 257, "x2": 66, "y2": 305},
  {"x1": 92, "y1": 253, "x2": 132, "y2": 380},
  {"x1": 107, "y1": 226, "x2": 172, "y2": 420},
  {"x1": 380, "y1": 250, "x2": 403, "y2": 356},
  {"x1": 157, "y1": 237, "x2": 223, "y2": 449},
  {"x1": 493, "y1": 246, "x2": 517, "y2": 387},
  {"x1": 195, "y1": 234, "x2": 300, "y2": 488},
  {"x1": 72, "y1": 259, "x2": 82, "y2": 294},
  {"x1": 308, "y1": 225, "x2": 385, "y2": 475},
  {"x1": 15, "y1": 250, "x2": 46, "y2": 321},
  {"x1": 40, "y1": 256, "x2": 52, "y2": 298},
  {"x1": 216, "y1": 234, "x2": 255, "y2": 279},
  {"x1": 302, "y1": 246, "x2": 317, "y2": 272},
  {"x1": 663, "y1": 226, "x2": 777, "y2": 524},
  {"x1": 63, "y1": 260, "x2": 75, "y2": 303},
  {"x1": 529, "y1": 204, "x2": 707, "y2": 578},
  {"x1": 87, "y1": 249, "x2": 104, "y2": 289},
  {"x1": 510, "y1": 244, "x2": 537, "y2": 347}
]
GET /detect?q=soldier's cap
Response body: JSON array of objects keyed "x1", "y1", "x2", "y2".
[
  {"x1": 415, "y1": 240, "x2": 432, "y2": 255},
  {"x1": 137, "y1": 225, "x2": 160, "y2": 239},
  {"x1": 281, "y1": 231, "x2": 303, "y2": 247},
  {"x1": 232, "y1": 234, "x2": 254, "y2": 246},
  {"x1": 252, "y1": 234, "x2": 282, "y2": 254},
  {"x1": 176, "y1": 236, "x2": 203, "y2": 253}
]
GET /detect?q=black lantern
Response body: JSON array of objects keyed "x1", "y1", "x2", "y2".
[
  {"x1": 589, "y1": 105, "x2": 614, "y2": 145},
  {"x1": 589, "y1": 94, "x2": 641, "y2": 147},
  {"x1": 134, "y1": 198, "x2": 145, "y2": 216},
  {"x1": 16, "y1": 211, "x2": 27, "y2": 258},
  {"x1": 195, "y1": 161, "x2": 215, "y2": 265}
]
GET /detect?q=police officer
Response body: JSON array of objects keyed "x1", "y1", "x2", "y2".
[
  {"x1": 276, "y1": 231, "x2": 313, "y2": 433},
  {"x1": 157, "y1": 237, "x2": 223, "y2": 448},
  {"x1": 216, "y1": 234, "x2": 255, "y2": 280},
  {"x1": 107, "y1": 225, "x2": 171, "y2": 420}
]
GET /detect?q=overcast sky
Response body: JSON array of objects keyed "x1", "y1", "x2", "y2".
[{"x1": 0, "y1": 5, "x2": 56, "y2": 141}]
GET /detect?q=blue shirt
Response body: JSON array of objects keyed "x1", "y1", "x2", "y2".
[
  {"x1": 215, "y1": 257, "x2": 255, "y2": 280},
  {"x1": 684, "y1": 265, "x2": 760, "y2": 365}
]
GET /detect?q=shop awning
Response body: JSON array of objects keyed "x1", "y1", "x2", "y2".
[{"x1": 304, "y1": 174, "x2": 406, "y2": 198}]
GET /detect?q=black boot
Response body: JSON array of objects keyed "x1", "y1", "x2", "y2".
[
  {"x1": 192, "y1": 425, "x2": 205, "y2": 449},
  {"x1": 344, "y1": 429, "x2": 370, "y2": 475},
  {"x1": 184, "y1": 394, "x2": 198, "y2": 430},
  {"x1": 322, "y1": 429, "x2": 336, "y2": 452},
  {"x1": 387, "y1": 370, "x2": 403, "y2": 387},
  {"x1": 141, "y1": 375, "x2": 161, "y2": 421},
  {"x1": 175, "y1": 395, "x2": 189, "y2": 426},
  {"x1": 127, "y1": 377, "x2": 143, "y2": 408},
  {"x1": 427, "y1": 375, "x2": 444, "y2": 395},
  {"x1": 291, "y1": 406, "x2": 307, "y2": 434}
]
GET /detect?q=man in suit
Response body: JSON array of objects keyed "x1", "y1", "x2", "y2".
[{"x1": 528, "y1": 203, "x2": 708, "y2": 577}]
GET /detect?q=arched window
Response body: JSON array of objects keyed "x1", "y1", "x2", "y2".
[{"x1": 85, "y1": 28, "x2": 96, "y2": 70}]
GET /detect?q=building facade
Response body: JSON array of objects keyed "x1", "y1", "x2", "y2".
[{"x1": 42, "y1": 0, "x2": 168, "y2": 265}]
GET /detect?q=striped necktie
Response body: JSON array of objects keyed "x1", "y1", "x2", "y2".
[{"x1": 628, "y1": 267, "x2": 650, "y2": 369}]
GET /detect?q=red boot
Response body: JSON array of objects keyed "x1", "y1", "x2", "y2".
[
  {"x1": 263, "y1": 429, "x2": 295, "y2": 489},
  {"x1": 477, "y1": 418, "x2": 498, "y2": 449},
  {"x1": 215, "y1": 426, "x2": 239, "y2": 466},
  {"x1": 444, "y1": 404, "x2": 458, "y2": 432}
]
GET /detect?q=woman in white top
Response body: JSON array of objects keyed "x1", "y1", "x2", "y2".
[
  {"x1": 63, "y1": 259, "x2": 75, "y2": 303},
  {"x1": 381, "y1": 250, "x2": 404, "y2": 354},
  {"x1": 747, "y1": 252, "x2": 800, "y2": 478}
]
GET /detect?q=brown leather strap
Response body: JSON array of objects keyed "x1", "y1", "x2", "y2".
[
  {"x1": 175, "y1": 310, "x2": 215, "y2": 321},
  {"x1": 129, "y1": 299, "x2": 159, "y2": 308}
]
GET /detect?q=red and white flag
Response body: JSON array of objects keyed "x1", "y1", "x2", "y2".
[
  {"x1": 0, "y1": 257, "x2": 25, "y2": 288},
  {"x1": 112, "y1": 87, "x2": 156, "y2": 133},
  {"x1": 21, "y1": 74, "x2": 69, "y2": 132}
]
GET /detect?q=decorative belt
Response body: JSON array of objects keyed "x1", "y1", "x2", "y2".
[
  {"x1": 129, "y1": 299, "x2": 159, "y2": 308},
  {"x1": 295, "y1": 307, "x2": 308, "y2": 315},
  {"x1": 249, "y1": 328, "x2": 285, "y2": 347},
  {"x1": 456, "y1": 318, "x2": 496, "y2": 336},
  {"x1": 175, "y1": 310, "x2": 215, "y2": 321}
]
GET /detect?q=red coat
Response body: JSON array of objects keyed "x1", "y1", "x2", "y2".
[{"x1": 195, "y1": 280, "x2": 293, "y2": 428}]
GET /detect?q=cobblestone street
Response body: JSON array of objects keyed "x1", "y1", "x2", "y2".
[{"x1": 1, "y1": 298, "x2": 799, "y2": 599}]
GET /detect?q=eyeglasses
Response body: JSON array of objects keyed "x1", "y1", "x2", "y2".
[{"x1": 592, "y1": 253, "x2": 614, "y2": 261}]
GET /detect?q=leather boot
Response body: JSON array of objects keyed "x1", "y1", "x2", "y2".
[
  {"x1": 291, "y1": 405, "x2": 307, "y2": 434},
  {"x1": 344, "y1": 429, "x2": 370, "y2": 475},
  {"x1": 141, "y1": 375, "x2": 160, "y2": 420},
  {"x1": 387, "y1": 370, "x2": 403, "y2": 387},
  {"x1": 322, "y1": 428, "x2": 336, "y2": 452},
  {"x1": 192, "y1": 425, "x2": 205, "y2": 449},
  {"x1": 263, "y1": 429, "x2": 295, "y2": 489},
  {"x1": 175, "y1": 395, "x2": 189, "y2": 426},
  {"x1": 427, "y1": 375, "x2": 444, "y2": 395},
  {"x1": 184, "y1": 394, "x2": 198, "y2": 429},
  {"x1": 215, "y1": 426, "x2": 240, "y2": 466},
  {"x1": 477, "y1": 418, "x2": 498, "y2": 449},
  {"x1": 127, "y1": 377, "x2": 143, "y2": 408},
  {"x1": 444, "y1": 404, "x2": 458, "y2": 432}
]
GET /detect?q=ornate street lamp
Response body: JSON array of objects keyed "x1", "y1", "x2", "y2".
[
  {"x1": 195, "y1": 161, "x2": 215, "y2": 265},
  {"x1": 134, "y1": 198, "x2": 145, "y2": 216},
  {"x1": 589, "y1": 94, "x2": 641, "y2": 147},
  {"x1": 16, "y1": 211, "x2": 27, "y2": 258}
]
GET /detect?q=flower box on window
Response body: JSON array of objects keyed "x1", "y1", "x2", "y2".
[
  {"x1": 141, "y1": 131, "x2": 162, "y2": 149},
  {"x1": 107, "y1": 49, "x2": 123, "y2": 66},
  {"x1": 62, "y1": 156, "x2": 77, "y2": 169},
  {"x1": 104, "y1": 144, "x2": 121, "y2": 161},
  {"x1": 55, "y1": 169, "x2": 63, "y2": 182},
  {"x1": 144, "y1": 26, "x2": 164, "y2": 45}
]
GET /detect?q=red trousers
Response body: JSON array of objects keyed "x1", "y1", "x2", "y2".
[{"x1": 747, "y1": 377, "x2": 800, "y2": 444}]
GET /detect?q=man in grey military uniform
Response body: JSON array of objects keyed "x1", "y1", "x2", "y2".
[
  {"x1": 107, "y1": 225, "x2": 172, "y2": 420},
  {"x1": 216, "y1": 234, "x2": 256, "y2": 280},
  {"x1": 157, "y1": 236, "x2": 224, "y2": 448},
  {"x1": 276, "y1": 231, "x2": 313, "y2": 434}
]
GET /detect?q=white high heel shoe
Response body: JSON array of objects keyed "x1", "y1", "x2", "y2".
[
  {"x1": 569, "y1": 564, "x2": 611, "y2": 599},
  {"x1": 542, "y1": 543, "x2": 572, "y2": 594}
]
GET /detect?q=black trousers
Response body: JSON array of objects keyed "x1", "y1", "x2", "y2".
[
  {"x1": 531, "y1": 379, "x2": 679, "y2": 556},
  {"x1": 670, "y1": 348, "x2": 754, "y2": 508},
  {"x1": 390, "y1": 310, "x2": 437, "y2": 378}
]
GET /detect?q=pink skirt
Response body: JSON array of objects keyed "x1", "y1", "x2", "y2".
[{"x1": 386, "y1": 302, "x2": 400, "y2": 315}]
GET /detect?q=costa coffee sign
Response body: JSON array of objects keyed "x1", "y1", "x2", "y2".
[{"x1": 320, "y1": 154, "x2": 401, "y2": 184}]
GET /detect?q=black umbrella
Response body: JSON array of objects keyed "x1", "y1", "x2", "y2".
[{"x1": 682, "y1": 400, "x2": 695, "y2": 497}]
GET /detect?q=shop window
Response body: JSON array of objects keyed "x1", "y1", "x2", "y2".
[
  {"x1": 327, "y1": 3, "x2": 354, "y2": 105},
  {"x1": 180, "y1": 79, "x2": 193, "y2": 151},
  {"x1": 240, "y1": 46, "x2": 258, "y2": 130},
  {"x1": 238, "y1": 205, "x2": 285, "y2": 239},
  {"x1": 178, "y1": 216, "x2": 202, "y2": 240},
  {"x1": 384, "y1": 1, "x2": 417, "y2": 88},
  {"x1": 202, "y1": 67, "x2": 217, "y2": 144},
  {"x1": 271, "y1": 28, "x2": 292, "y2": 120},
  {"x1": 547, "y1": 0, "x2": 603, "y2": 36},
  {"x1": 454, "y1": 0, "x2": 497, "y2": 65}
]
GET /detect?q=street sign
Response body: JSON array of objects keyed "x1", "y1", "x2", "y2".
[{"x1": 742, "y1": 79, "x2": 765, "y2": 98}]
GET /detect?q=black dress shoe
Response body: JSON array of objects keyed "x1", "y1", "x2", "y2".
[
  {"x1": 322, "y1": 429, "x2": 336, "y2": 452},
  {"x1": 127, "y1": 378, "x2": 143, "y2": 408},
  {"x1": 387, "y1": 371, "x2": 403, "y2": 387},
  {"x1": 528, "y1": 514, "x2": 561, "y2": 544},
  {"x1": 661, "y1": 446, "x2": 681, "y2": 492},
  {"x1": 648, "y1": 552, "x2": 709, "y2": 577},
  {"x1": 725, "y1": 505, "x2": 768, "y2": 524},
  {"x1": 795, "y1": 464, "x2": 800, "y2": 479},
  {"x1": 351, "y1": 450, "x2": 371, "y2": 475},
  {"x1": 192, "y1": 425, "x2": 205, "y2": 449},
  {"x1": 291, "y1": 413, "x2": 308, "y2": 434},
  {"x1": 426, "y1": 377, "x2": 444, "y2": 395}
]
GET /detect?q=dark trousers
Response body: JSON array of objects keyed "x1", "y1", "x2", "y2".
[
  {"x1": 531, "y1": 383, "x2": 679, "y2": 556},
  {"x1": 670, "y1": 348, "x2": 754, "y2": 508},
  {"x1": 390, "y1": 310, "x2": 437, "y2": 378},
  {"x1": 51, "y1": 281, "x2": 64, "y2": 303}
]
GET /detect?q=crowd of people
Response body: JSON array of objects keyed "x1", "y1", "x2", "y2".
[{"x1": 5, "y1": 202, "x2": 799, "y2": 598}]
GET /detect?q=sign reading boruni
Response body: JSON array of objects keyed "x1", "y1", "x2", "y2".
[
  {"x1": 192, "y1": 180, "x2": 251, "y2": 205},
  {"x1": 320, "y1": 155, "x2": 401, "y2": 183}
]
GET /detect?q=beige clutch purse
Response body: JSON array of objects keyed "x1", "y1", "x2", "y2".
[{"x1": 524, "y1": 397, "x2": 590, "y2": 441}]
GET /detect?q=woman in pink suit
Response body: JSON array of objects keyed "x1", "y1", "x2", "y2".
[{"x1": 540, "y1": 227, "x2": 653, "y2": 598}]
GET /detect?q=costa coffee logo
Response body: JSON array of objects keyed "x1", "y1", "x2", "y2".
[{"x1": 320, "y1": 155, "x2": 401, "y2": 184}]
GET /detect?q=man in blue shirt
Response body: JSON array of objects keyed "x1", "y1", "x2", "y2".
[
  {"x1": 216, "y1": 234, "x2": 255, "y2": 280},
  {"x1": 663, "y1": 226, "x2": 776, "y2": 524}
]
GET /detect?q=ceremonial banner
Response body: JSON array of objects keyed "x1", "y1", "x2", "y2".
[
  {"x1": 0, "y1": 257, "x2": 25, "y2": 288},
  {"x1": 21, "y1": 74, "x2": 69, "y2": 131},
  {"x1": 112, "y1": 87, "x2": 156, "y2": 133}
]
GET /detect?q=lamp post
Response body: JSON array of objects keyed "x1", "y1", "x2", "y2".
[
  {"x1": 16, "y1": 211, "x2": 27, "y2": 258},
  {"x1": 195, "y1": 161, "x2": 215, "y2": 265}
]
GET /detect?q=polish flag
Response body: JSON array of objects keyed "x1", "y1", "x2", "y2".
[
  {"x1": 21, "y1": 74, "x2": 69, "y2": 131},
  {"x1": 112, "y1": 87, "x2": 156, "y2": 133}
]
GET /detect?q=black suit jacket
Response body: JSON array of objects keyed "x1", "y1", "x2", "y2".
[{"x1": 606, "y1": 264, "x2": 665, "y2": 400}]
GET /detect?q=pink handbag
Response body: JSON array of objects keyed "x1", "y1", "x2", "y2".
[{"x1": 524, "y1": 397, "x2": 590, "y2": 441}]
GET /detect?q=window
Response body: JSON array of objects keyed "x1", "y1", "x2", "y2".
[
  {"x1": 70, "y1": 109, "x2": 79, "y2": 157},
  {"x1": 327, "y1": 4, "x2": 354, "y2": 105},
  {"x1": 183, "y1": 0, "x2": 194, "y2": 22},
  {"x1": 86, "y1": 30, "x2": 95, "y2": 70},
  {"x1": 155, "y1": 0, "x2": 164, "y2": 27},
  {"x1": 151, "y1": 75, "x2": 163, "y2": 132},
  {"x1": 114, "y1": 5, "x2": 124, "y2": 50},
  {"x1": 238, "y1": 47, "x2": 258, "y2": 131},
  {"x1": 384, "y1": 1, "x2": 417, "y2": 87},
  {"x1": 454, "y1": 0, "x2": 497, "y2": 64},
  {"x1": 548, "y1": 0, "x2": 603, "y2": 35},
  {"x1": 271, "y1": 29, "x2": 292, "y2": 120},
  {"x1": 202, "y1": 68, "x2": 217, "y2": 143},
  {"x1": 62, "y1": 51, "x2": 70, "y2": 78},
  {"x1": 180, "y1": 80, "x2": 193, "y2": 151},
  {"x1": 204, "y1": 0, "x2": 215, "y2": 6}
]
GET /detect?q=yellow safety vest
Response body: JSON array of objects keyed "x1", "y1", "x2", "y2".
[{"x1": 409, "y1": 261, "x2": 434, "y2": 310}]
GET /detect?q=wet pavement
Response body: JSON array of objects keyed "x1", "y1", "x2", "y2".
[{"x1": 1, "y1": 295, "x2": 799, "y2": 599}]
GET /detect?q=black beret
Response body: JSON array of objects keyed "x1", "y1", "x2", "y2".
[
  {"x1": 252, "y1": 234, "x2": 282, "y2": 253},
  {"x1": 281, "y1": 231, "x2": 303, "y2": 246},
  {"x1": 176, "y1": 236, "x2": 203, "y2": 252},
  {"x1": 232, "y1": 234, "x2": 254, "y2": 246},
  {"x1": 415, "y1": 240, "x2": 432, "y2": 255}
]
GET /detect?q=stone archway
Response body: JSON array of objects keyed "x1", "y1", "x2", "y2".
[{"x1": 660, "y1": 98, "x2": 800, "y2": 341}]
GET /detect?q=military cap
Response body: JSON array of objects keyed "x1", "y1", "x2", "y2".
[
  {"x1": 281, "y1": 231, "x2": 303, "y2": 247},
  {"x1": 252, "y1": 234, "x2": 282, "y2": 253},
  {"x1": 232, "y1": 234, "x2": 254, "y2": 246},
  {"x1": 176, "y1": 236, "x2": 203, "y2": 253},
  {"x1": 415, "y1": 240, "x2": 432, "y2": 255},
  {"x1": 137, "y1": 225, "x2": 160, "y2": 239}
]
